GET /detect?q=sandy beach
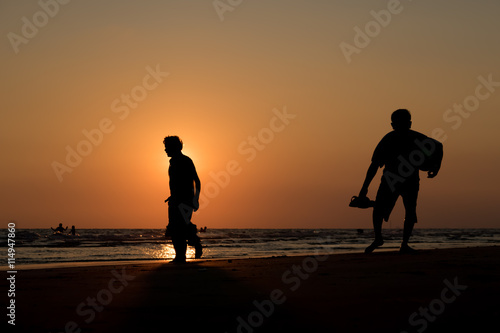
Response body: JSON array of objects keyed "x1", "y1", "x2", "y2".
[{"x1": 4, "y1": 246, "x2": 500, "y2": 332}]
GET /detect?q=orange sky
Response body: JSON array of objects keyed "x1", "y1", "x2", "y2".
[{"x1": 1, "y1": 1, "x2": 500, "y2": 229}]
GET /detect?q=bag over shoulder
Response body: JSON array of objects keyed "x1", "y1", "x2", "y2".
[{"x1": 416, "y1": 136, "x2": 443, "y2": 173}]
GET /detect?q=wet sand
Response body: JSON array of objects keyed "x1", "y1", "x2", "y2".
[{"x1": 4, "y1": 246, "x2": 500, "y2": 332}]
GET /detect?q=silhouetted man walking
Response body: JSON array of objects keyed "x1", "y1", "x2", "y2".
[
  {"x1": 164, "y1": 136, "x2": 202, "y2": 263},
  {"x1": 358, "y1": 109, "x2": 442, "y2": 253}
]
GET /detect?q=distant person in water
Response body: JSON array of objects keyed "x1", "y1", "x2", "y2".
[
  {"x1": 164, "y1": 135, "x2": 203, "y2": 263},
  {"x1": 69, "y1": 225, "x2": 76, "y2": 236},
  {"x1": 358, "y1": 109, "x2": 442, "y2": 254},
  {"x1": 51, "y1": 223, "x2": 67, "y2": 233}
]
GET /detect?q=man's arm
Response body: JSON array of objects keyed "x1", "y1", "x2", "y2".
[
  {"x1": 193, "y1": 171, "x2": 201, "y2": 211},
  {"x1": 359, "y1": 161, "x2": 380, "y2": 197}
]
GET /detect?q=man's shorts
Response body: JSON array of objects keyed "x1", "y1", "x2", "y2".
[
  {"x1": 168, "y1": 201, "x2": 199, "y2": 241},
  {"x1": 374, "y1": 177, "x2": 419, "y2": 223}
]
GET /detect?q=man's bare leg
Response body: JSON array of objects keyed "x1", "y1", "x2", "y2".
[
  {"x1": 400, "y1": 220, "x2": 417, "y2": 253},
  {"x1": 365, "y1": 212, "x2": 384, "y2": 253}
]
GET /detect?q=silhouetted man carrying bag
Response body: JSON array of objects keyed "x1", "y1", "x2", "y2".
[
  {"x1": 356, "y1": 109, "x2": 443, "y2": 254},
  {"x1": 164, "y1": 136, "x2": 203, "y2": 263}
]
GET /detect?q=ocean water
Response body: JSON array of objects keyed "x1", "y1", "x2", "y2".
[{"x1": 1, "y1": 228, "x2": 500, "y2": 267}]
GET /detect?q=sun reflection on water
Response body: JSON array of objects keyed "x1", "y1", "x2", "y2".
[{"x1": 146, "y1": 243, "x2": 197, "y2": 260}]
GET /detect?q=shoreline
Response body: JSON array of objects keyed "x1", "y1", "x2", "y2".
[{"x1": 4, "y1": 244, "x2": 498, "y2": 271}]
